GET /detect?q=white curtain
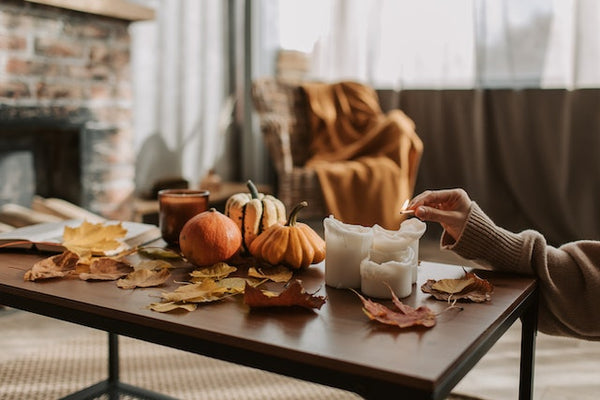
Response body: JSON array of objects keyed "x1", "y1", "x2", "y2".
[
  {"x1": 276, "y1": 0, "x2": 600, "y2": 89},
  {"x1": 130, "y1": 0, "x2": 229, "y2": 195}
]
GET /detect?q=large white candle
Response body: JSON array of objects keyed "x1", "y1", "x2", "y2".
[
  {"x1": 360, "y1": 246, "x2": 414, "y2": 299},
  {"x1": 323, "y1": 216, "x2": 372, "y2": 289}
]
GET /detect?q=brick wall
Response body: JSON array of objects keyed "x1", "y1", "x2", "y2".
[{"x1": 0, "y1": 0, "x2": 135, "y2": 220}]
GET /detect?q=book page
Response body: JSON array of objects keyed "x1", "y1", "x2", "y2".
[{"x1": 0, "y1": 220, "x2": 161, "y2": 253}]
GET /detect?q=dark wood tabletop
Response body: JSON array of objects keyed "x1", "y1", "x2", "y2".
[{"x1": 0, "y1": 248, "x2": 537, "y2": 400}]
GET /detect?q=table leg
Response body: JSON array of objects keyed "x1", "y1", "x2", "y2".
[
  {"x1": 60, "y1": 332, "x2": 178, "y2": 400},
  {"x1": 518, "y1": 294, "x2": 538, "y2": 400},
  {"x1": 108, "y1": 332, "x2": 120, "y2": 400}
]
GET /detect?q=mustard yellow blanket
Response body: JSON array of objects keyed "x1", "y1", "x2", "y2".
[{"x1": 302, "y1": 81, "x2": 423, "y2": 229}]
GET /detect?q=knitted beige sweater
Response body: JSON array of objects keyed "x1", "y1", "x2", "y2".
[{"x1": 442, "y1": 202, "x2": 600, "y2": 341}]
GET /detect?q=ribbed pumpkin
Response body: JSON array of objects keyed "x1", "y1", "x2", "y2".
[
  {"x1": 224, "y1": 180, "x2": 286, "y2": 253},
  {"x1": 249, "y1": 201, "x2": 326, "y2": 270},
  {"x1": 179, "y1": 208, "x2": 242, "y2": 267}
]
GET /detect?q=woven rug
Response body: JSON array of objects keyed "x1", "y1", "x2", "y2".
[{"x1": 0, "y1": 309, "x2": 480, "y2": 400}]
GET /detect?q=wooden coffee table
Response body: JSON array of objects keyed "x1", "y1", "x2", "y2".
[{"x1": 0, "y1": 248, "x2": 537, "y2": 400}]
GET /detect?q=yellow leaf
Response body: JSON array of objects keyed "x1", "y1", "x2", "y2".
[
  {"x1": 135, "y1": 259, "x2": 173, "y2": 271},
  {"x1": 138, "y1": 247, "x2": 181, "y2": 260},
  {"x1": 62, "y1": 221, "x2": 127, "y2": 255},
  {"x1": 248, "y1": 265, "x2": 293, "y2": 283},
  {"x1": 189, "y1": 262, "x2": 237, "y2": 281},
  {"x1": 161, "y1": 280, "x2": 228, "y2": 303},
  {"x1": 422, "y1": 272, "x2": 494, "y2": 303},
  {"x1": 160, "y1": 276, "x2": 261, "y2": 304},
  {"x1": 149, "y1": 301, "x2": 197, "y2": 313},
  {"x1": 431, "y1": 277, "x2": 475, "y2": 294},
  {"x1": 215, "y1": 277, "x2": 264, "y2": 294},
  {"x1": 117, "y1": 268, "x2": 171, "y2": 289}
]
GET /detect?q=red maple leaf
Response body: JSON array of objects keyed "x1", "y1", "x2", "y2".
[
  {"x1": 243, "y1": 280, "x2": 326, "y2": 310},
  {"x1": 352, "y1": 286, "x2": 436, "y2": 328}
]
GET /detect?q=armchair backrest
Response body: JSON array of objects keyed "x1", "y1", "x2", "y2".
[{"x1": 251, "y1": 78, "x2": 313, "y2": 171}]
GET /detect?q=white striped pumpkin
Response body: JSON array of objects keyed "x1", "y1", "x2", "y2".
[{"x1": 224, "y1": 180, "x2": 286, "y2": 253}]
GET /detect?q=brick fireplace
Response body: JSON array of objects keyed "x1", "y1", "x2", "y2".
[{"x1": 0, "y1": 0, "x2": 153, "y2": 220}]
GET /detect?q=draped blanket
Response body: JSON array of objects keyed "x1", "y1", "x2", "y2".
[{"x1": 302, "y1": 81, "x2": 423, "y2": 229}]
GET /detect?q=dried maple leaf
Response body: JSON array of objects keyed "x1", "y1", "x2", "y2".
[
  {"x1": 160, "y1": 277, "x2": 263, "y2": 304},
  {"x1": 248, "y1": 265, "x2": 293, "y2": 283},
  {"x1": 421, "y1": 271, "x2": 493, "y2": 303},
  {"x1": 151, "y1": 272, "x2": 259, "y2": 312},
  {"x1": 78, "y1": 257, "x2": 133, "y2": 281},
  {"x1": 352, "y1": 287, "x2": 436, "y2": 328},
  {"x1": 117, "y1": 268, "x2": 171, "y2": 289},
  {"x1": 138, "y1": 247, "x2": 181, "y2": 260},
  {"x1": 160, "y1": 279, "x2": 229, "y2": 303},
  {"x1": 215, "y1": 277, "x2": 264, "y2": 294},
  {"x1": 62, "y1": 221, "x2": 127, "y2": 255},
  {"x1": 149, "y1": 301, "x2": 197, "y2": 313},
  {"x1": 431, "y1": 277, "x2": 474, "y2": 294},
  {"x1": 135, "y1": 259, "x2": 173, "y2": 271},
  {"x1": 243, "y1": 280, "x2": 326, "y2": 310},
  {"x1": 24, "y1": 250, "x2": 80, "y2": 281},
  {"x1": 189, "y1": 262, "x2": 237, "y2": 282}
]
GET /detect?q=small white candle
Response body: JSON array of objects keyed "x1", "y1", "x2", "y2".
[
  {"x1": 360, "y1": 247, "x2": 414, "y2": 299},
  {"x1": 323, "y1": 216, "x2": 372, "y2": 289},
  {"x1": 371, "y1": 224, "x2": 414, "y2": 255}
]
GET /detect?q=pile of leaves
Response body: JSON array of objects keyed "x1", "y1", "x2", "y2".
[
  {"x1": 421, "y1": 271, "x2": 493, "y2": 303},
  {"x1": 22, "y1": 221, "x2": 326, "y2": 312},
  {"x1": 150, "y1": 263, "x2": 326, "y2": 312},
  {"x1": 351, "y1": 270, "x2": 494, "y2": 329},
  {"x1": 23, "y1": 221, "x2": 175, "y2": 287}
]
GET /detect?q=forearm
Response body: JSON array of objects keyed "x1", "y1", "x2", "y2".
[{"x1": 440, "y1": 202, "x2": 530, "y2": 274}]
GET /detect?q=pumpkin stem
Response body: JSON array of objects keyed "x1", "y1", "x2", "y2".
[
  {"x1": 247, "y1": 180, "x2": 260, "y2": 199},
  {"x1": 286, "y1": 201, "x2": 308, "y2": 226}
]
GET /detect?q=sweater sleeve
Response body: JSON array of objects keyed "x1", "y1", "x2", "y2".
[{"x1": 442, "y1": 202, "x2": 600, "y2": 341}]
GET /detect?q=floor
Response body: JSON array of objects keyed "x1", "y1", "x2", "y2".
[{"x1": 1, "y1": 238, "x2": 599, "y2": 399}]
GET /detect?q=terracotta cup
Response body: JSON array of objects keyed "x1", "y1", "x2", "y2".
[{"x1": 158, "y1": 189, "x2": 210, "y2": 246}]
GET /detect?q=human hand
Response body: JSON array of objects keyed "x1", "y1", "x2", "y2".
[{"x1": 407, "y1": 189, "x2": 472, "y2": 241}]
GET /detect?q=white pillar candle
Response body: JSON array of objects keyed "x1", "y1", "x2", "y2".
[
  {"x1": 371, "y1": 224, "x2": 416, "y2": 283},
  {"x1": 360, "y1": 247, "x2": 414, "y2": 299},
  {"x1": 372, "y1": 224, "x2": 414, "y2": 254},
  {"x1": 323, "y1": 216, "x2": 372, "y2": 289},
  {"x1": 398, "y1": 219, "x2": 427, "y2": 283}
]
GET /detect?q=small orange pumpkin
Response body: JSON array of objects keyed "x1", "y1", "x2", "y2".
[
  {"x1": 179, "y1": 208, "x2": 242, "y2": 266},
  {"x1": 249, "y1": 201, "x2": 326, "y2": 269}
]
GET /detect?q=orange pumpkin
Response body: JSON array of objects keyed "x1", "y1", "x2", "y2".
[
  {"x1": 179, "y1": 208, "x2": 242, "y2": 266},
  {"x1": 249, "y1": 201, "x2": 326, "y2": 269}
]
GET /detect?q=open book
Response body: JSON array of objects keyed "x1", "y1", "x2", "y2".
[{"x1": 0, "y1": 220, "x2": 162, "y2": 254}]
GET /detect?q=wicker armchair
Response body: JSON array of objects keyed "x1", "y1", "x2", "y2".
[{"x1": 251, "y1": 77, "x2": 327, "y2": 220}]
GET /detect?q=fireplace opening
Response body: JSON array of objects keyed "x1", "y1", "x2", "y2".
[
  {"x1": 0, "y1": 115, "x2": 122, "y2": 219},
  {"x1": 0, "y1": 124, "x2": 82, "y2": 208}
]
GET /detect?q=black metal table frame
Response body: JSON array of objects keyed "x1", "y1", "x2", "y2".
[{"x1": 0, "y1": 283, "x2": 538, "y2": 400}]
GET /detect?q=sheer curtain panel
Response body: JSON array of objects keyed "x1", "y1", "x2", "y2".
[{"x1": 131, "y1": 0, "x2": 230, "y2": 195}]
